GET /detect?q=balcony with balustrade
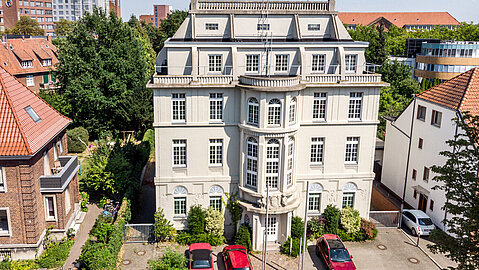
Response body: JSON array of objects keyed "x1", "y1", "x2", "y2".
[{"x1": 40, "y1": 156, "x2": 79, "y2": 193}]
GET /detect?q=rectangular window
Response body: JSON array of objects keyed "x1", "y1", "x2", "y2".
[
  {"x1": 208, "y1": 55, "x2": 222, "y2": 72},
  {"x1": 0, "y1": 167, "x2": 5, "y2": 192},
  {"x1": 431, "y1": 110, "x2": 442, "y2": 127},
  {"x1": 310, "y1": 138, "x2": 325, "y2": 165},
  {"x1": 246, "y1": 55, "x2": 259, "y2": 72},
  {"x1": 308, "y1": 193, "x2": 321, "y2": 212},
  {"x1": 417, "y1": 105, "x2": 426, "y2": 121},
  {"x1": 345, "y1": 137, "x2": 359, "y2": 164},
  {"x1": 0, "y1": 210, "x2": 9, "y2": 235},
  {"x1": 45, "y1": 196, "x2": 56, "y2": 220},
  {"x1": 210, "y1": 196, "x2": 222, "y2": 211},
  {"x1": 65, "y1": 186, "x2": 71, "y2": 214},
  {"x1": 22, "y1": 60, "x2": 33, "y2": 69},
  {"x1": 313, "y1": 93, "x2": 327, "y2": 120},
  {"x1": 173, "y1": 140, "x2": 187, "y2": 167},
  {"x1": 423, "y1": 167, "x2": 430, "y2": 182},
  {"x1": 246, "y1": 138, "x2": 258, "y2": 189},
  {"x1": 412, "y1": 169, "x2": 417, "y2": 180},
  {"x1": 266, "y1": 142, "x2": 280, "y2": 190},
  {"x1": 268, "y1": 100, "x2": 281, "y2": 126},
  {"x1": 248, "y1": 98, "x2": 259, "y2": 125},
  {"x1": 275, "y1": 54, "x2": 288, "y2": 72},
  {"x1": 205, "y1": 23, "x2": 218, "y2": 30},
  {"x1": 209, "y1": 93, "x2": 223, "y2": 121},
  {"x1": 308, "y1": 24, "x2": 321, "y2": 31},
  {"x1": 345, "y1": 55, "x2": 357, "y2": 72},
  {"x1": 42, "y1": 59, "x2": 52, "y2": 67},
  {"x1": 172, "y1": 93, "x2": 186, "y2": 122},
  {"x1": 257, "y1": 23, "x2": 270, "y2": 30},
  {"x1": 43, "y1": 74, "x2": 49, "y2": 84},
  {"x1": 418, "y1": 138, "x2": 423, "y2": 149},
  {"x1": 174, "y1": 197, "x2": 186, "y2": 215},
  {"x1": 26, "y1": 75, "x2": 34, "y2": 87},
  {"x1": 348, "y1": 92, "x2": 363, "y2": 120},
  {"x1": 312, "y1": 54, "x2": 326, "y2": 73},
  {"x1": 209, "y1": 139, "x2": 223, "y2": 166},
  {"x1": 289, "y1": 99, "x2": 296, "y2": 123},
  {"x1": 342, "y1": 192, "x2": 355, "y2": 208}
]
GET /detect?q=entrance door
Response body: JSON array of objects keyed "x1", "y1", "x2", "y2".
[
  {"x1": 266, "y1": 216, "x2": 279, "y2": 242},
  {"x1": 418, "y1": 194, "x2": 428, "y2": 212}
]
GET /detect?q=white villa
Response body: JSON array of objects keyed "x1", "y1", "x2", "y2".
[{"x1": 148, "y1": 0, "x2": 386, "y2": 250}]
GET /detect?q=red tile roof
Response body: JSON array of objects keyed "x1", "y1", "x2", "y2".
[
  {"x1": 0, "y1": 37, "x2": 58, "y2": 76},
  {"x1": 338, "y1": 12, "x2": 460, "y2": 28},
  {"x1": 417, "y1": 68, "x2": 479, "y2": 117},
  {"x1": 0, "y1": 66, "x2": 71, "y2": 157}
]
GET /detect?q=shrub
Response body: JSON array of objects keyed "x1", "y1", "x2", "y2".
[
  {"x1": 291, "y1": 216, "x2": 304, "y2": 239},
  {"x1": 67, "y1": 127, "x2": 89, "y2": 153},
  {"x1": 187, "y1": 206, "x2": 206, "y2": 235},
  {"x1": 205, "y1": 207, "x2": 224, "y2": 237},
  {"x1": 175, "y1": 232, "x2": 225, "y2": 246},
  {"x1": 340, "y1": 207, "x2": 361, "y2": 234},
  {"x1": 148, "y1": 249, "x2": 188, "y2": 270},
  {"x1": 154, "y1": 208, "x2": 176, "y2": 242},
  {"x1": 307, "y1": 217, "x2": 326, "y2": 240},
  {"x1": 361, "y1": 219, "x2": 378, "y2": 240},
  {"x1": 324, "y1": 205, "x2": 341, "y2": 234},
  {"x1": 91, "y1": 220, "x2": 114, "y2": 243},
  {"x1": 142, "y1": 129, "x2": 155, "y2": 157},
  {"x1": 226, "y1": 193, "x2": 243, "y2": 237},
  {"x1": 37, "y1": 239, "x2": 74, "y2": 268},
  {"x1": 175, "y1": 231, "x2": 191, "y2": 246},
  {"x1": 281, "y1": 237, "x2": 301, "y2": 257},
  {"x1": 235, "y1": 224, "x2": 252, "y2": 251},
  {"x1": 80, "y1": 192, "x2": 89, "y2": 212}
]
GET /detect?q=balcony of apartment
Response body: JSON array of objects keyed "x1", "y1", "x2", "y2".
[
  {"x1": 40, "y1": 156, "x2": 79, "y2": 193},
  {"x1": 149, "y1": 63, "x2": 383, "y2": 88}
]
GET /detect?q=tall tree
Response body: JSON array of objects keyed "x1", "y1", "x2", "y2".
[
  {"x1": 55, "y1": 9, "x2": 154, "y2": 138},
  {"x1": 429, "y1": 113, "x2": 479, "y2": 270},
  {"x1": 55, "y1": 19, "x2": 74, "y2": 36},
  {"x1": 368, "y1": 25, "x2": 388, "y2": 65},
  {"x1": 7, "y1": 16, "x2": 45, "y2": 36}
]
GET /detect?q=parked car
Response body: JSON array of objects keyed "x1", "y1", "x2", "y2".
[
  {"x1": 316, "y1": 234, "x2": 356, "y2": 270},
  {"x1": 189, "y1": 243, "x2": 214, "y2": 270},
  {"x1": 222, "y1": 245, "x2": 253, "y2": 270},
  {"x1": 402, "y1": 209, "x2": 435, "y2": 236}
]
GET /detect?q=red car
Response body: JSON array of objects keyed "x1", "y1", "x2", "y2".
[
  {"x1": 316, "y1": 234, "x2": 356, "y2": 270},
  {"x1": 189, "y1": 243, "x2": 214, "y2": 270},
  {"x1": 222, "y1": 245, "x2": 253, "y2": 270}
]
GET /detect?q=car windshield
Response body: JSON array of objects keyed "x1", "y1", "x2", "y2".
[
  {"x1": 419, "y1": 218, "x2": 433, "y2": 226},
  {"x1": 192, "y1": 260, "x2": 212, "y2": 269},
  {"x1": 330, "y1": 248, "x2": 352, "y2": 263}
]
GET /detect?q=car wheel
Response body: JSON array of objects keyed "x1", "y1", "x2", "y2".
[
  {"x1": 315, "y1": 246, "x2": 319, "y2": 257},
  {"x1": 411, "y1": 228, "x2": 417, "y2": 236}
]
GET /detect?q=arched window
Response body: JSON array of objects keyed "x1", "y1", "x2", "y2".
[
  {"x1": 287, "y1": 137, "x2": 294, "y2": 185},
  {"x1": 173, "y1": 186, "x2": 187, "y2": 216},
  {"x1": 289, "y1": 98, "x2": 296, "y2": 124},
  {"x1": 268, "y1": 99, "x2": 281, "y2": 126},
  {"x1": 342, "y1": 182, "x2": 357, "y2": 209},
  {"x1": 248, "y1": 98, "x2": 259, "y2": 126},
  {"x1": 173, "y1": 186, "x2": 188, "y2": 195},
  {"x1": 266, "y1": 139, "x2": 280, "y2": 189},
  {"x1": 246, "y1": 137, "x2": 258, "y2": 189},
  {"x1": 308, "y1": 183, "x2": 323, "y2": 212},
  {"x1": 209, "y1": 185, "x2": 224, "y2": 211},
  {"x1": 209, "y1": 185, "x2": 224, "y2": 195}
]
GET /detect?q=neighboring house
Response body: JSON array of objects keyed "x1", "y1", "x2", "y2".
[
  {"x1": 148, "y1": 0, "x2": 386, "y2": 251},
  {"x1": 0, "y1": 66, "x2": 82, "y2": 260},
  {"x1": 339, "y1": 12, "x2": 460, "y2": 31},
  {"x1": 381, "y1": 68, "x2": 479, "y2": 233},
  {"x1": 154, "y1": 5, "x2": 172, "y2": 27},
  {"x1": 0, "y1": 36, "x2": 58, "y2": 93},
  {"x1": 140, "y1": 15, "x2": 155, "y2": 25},
  {"x1": 1, "y1": 0, "x2": 55, "y2": 35}
]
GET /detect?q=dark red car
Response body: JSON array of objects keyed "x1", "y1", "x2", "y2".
[
  {"x1": 189, "y1": 243, "x2": 214, "y2": 270},
  {"x1": 222, "y1": 245, "x2": 253, "y2": 270},
  {"x1": 316, "y1": 234, "x2": 356, "y2": 270}
]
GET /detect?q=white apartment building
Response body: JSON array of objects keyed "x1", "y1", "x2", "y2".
[
  {"x1": 148, "y1": 0, "x2": 386, "y2": 250},
  {"x1": 381, "y1": 68, "x2": 479, "y2": 233},
  {"x1": 52, "y1": 0, "x2": 109, "y2": 21}
]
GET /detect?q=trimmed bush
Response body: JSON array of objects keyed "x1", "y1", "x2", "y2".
[
  {"x1": 148, "y1": 249, "x2": 188, "y2": 270},
  {"x1": 154, "y1": 208, "x2": 176, "y2": 242},
  {"x1": 340, "y1": 207, "x2": 361, "y2": 234},
  {"x1": 187, "y1": 206, "x2": 206, "y2": 235},
  {"x1": 175, "y1": 231, "x2": 225, "y2": 246},
  {"x1": 205, "y1": 207, "x2": 224, "y2": 237},
  {"x1": 281, "y1": 237, "x2": 301, "y2": 257},
  {"x1": 307, "y1": 217, "x2": 326, "y2": 240},
  {"x1": 324, "y1": 205, "x2": 341, "y2": 234},
  {"x1": 291, "y1": 216, "x2": 304, "y2": 239},
  {"x1": 361, "y1": 219, "x2": 378, "y2": 240},
  {"x1": 235, "y1": 224, "x2": 252, "y2": 251},
  {"x1": 67, "y1": 127, "x2": 89, "y2": 153}
]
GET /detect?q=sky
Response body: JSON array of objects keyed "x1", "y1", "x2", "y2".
[{"x1": 121, "y1": 0, "x2": 479, "y2": 23}]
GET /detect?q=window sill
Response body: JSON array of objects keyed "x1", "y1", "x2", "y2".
[
  {"x1": 0, "y1": 232, "x2": 11, "y2": 237},
  {"x1": 172, "y1": 121, "x2": 187, "y2": 124},
  {"x1": 46, "y1": 218, "x2": 57, "y2": 222},
  {"x1": 347, "y1": 119, "x2": 362, "y2": 122},
  {"x1": 312, "y1": 119, "x2": 327, "y2": 123},
  {"x1": 431, "y1": 124, "x2": 441, "y2": 128},
  {"x1": 209, "y1": 165, "x2": 223, "y2": 169},
  {"x1": 244, "y1": 185, "x2": 258, "y2": 192},
  {"x1": 173, "y1": 166, "x2": 187, "y2": 170},
  {"x1": 310, "y1": 163, "x2": 324, "y2": 167},
  {"x1": 417, "y1": 118, "x2": 425, "y2": 122},
  {"x1": 308, "y1": 212, "x2": 322, "y2": 216},
  {"x1": 344, "y1": 163, "x2": 358, "y2": 167},
  {"x1": 173, "y1": 216, "x2": 187, "y2": 221}
]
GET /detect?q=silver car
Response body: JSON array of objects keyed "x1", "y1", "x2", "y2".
[{"x1": 402, "y1": 210, "x2": 435, "y2": 236}]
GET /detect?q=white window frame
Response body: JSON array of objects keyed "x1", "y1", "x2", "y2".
[
  {"x1": 44, "y1": 196, "x2": 57, "y2": 221},
  {"x1": 209, "y1": 196, "x2": 222, "y2": 211},
  {"x1": 289, "y1": 98, "x2": 296, "y2": 124},
  {"x1": 0, "y1": 208, "x2": 12, "y2": 236},
  {"x1": 208, "y1": 54, "x2": 222, "y2": 73},
  {"x1": 287, "y1": 137, "x2": 294, "y2": 186},
  {"x1": 209, "y1": 93, "x2": 223, "y2": 121},
  {"x1": 310, "y1": 137, "x2": 325, "y2": 165},
  {"x1": 268, "y1": 99, "x2": 281, "y2": 126},
  {"x1": 431, "y1": 110, "x2": 442, "y2": 127},
  {"x1": 205, "y1": 23, "x2": 219, "y2": 30},
  {"x1": 312, "y1": 54, "x2": 326, "y2": 73},
  {"x1": 257, "y1": 23, "x2": 270, "y2": 31},
  {"x1": 65, "y1": 186, "x2": 71, "y2": 214},
  {"x1": 246, "y1": 137, "x2": 258, "y2": 189},
  {"x1": 174, "y1": 197, "x2": 187, "y2": 216},
  {"x1": 308, "y1": 193, "x2": 321, "y2": 212},
  {"x1": 172, "y1": 139, "x2": 187, "y2": 168},
  {"x1": 57, "y1": 139, "x2": 63, "y2": 154},
  {"x1": 417, "y1": 105, "x2": 426, "y2": 121},
  {"x1": 172, "y1": 93, "x2": 186, "y2": 122},
  {"x1": 22, "y1": 60, "x2": 33, "y2": 69},
  {"x1": 342, "y1": 192, "x2": 355, "y2": 208},
  {"x1": 266, "y1": 139, "x2": 280, "y2": 190},
  {"x1": 247, "y1": 98, "x2": 259, "y2": 126},
  {"x1": 345, "y1": 137, "x2": 359, "y2": 164},
  {"x1": 26, "y1": 75, "x2": 34, "y2": 87},
  {"x1": 313, "y1": 93, "x2": 327, "y2": 121},
  {"x1": 53, "y1": 141, "x2": 58, "y2": 161},
  {"x1": 246, "y1": 54, "x2": 259, "y2": 73},
  {"x1": 348, "y1": 92, "x2": 363, "y2": 120},
  {"x1": 275, "y1": 54, "x2": 288, "y2": 72},
  {"x1": 0, "y1": 167, "x2": 6, "y2": 193},
  {"x1": 308, "y1": 24, "x2": 321, "y2": 31},
  {"x1": 345, "y1": 54, "x2": 357, "y2": 73},
  {"x1": 209, "y1": 139, "x2": 223, "y2": 166}
]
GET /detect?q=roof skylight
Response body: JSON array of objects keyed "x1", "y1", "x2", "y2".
[{"x1": 25, "y1": 106, "x2": 41, "y2": 123}]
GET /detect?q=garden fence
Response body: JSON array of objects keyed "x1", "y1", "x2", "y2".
[{"x1": 124, "y1": 224, "x2": 156, "y2": 243}]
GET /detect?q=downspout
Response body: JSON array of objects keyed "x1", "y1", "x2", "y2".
[{"x1": 399, "y1": 97, "x2": 417, "y2": 228}]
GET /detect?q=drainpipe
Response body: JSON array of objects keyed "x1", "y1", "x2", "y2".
[{"x1": 399, "y1": 97, "x2": 417, "y2": 228}]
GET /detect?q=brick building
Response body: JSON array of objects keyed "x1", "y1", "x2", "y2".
[
  {"x1": 1, "y1": 0, "x2": 54, "y2": 35},
  {"x1": 0, "y1": 35, "x2": 58, "y2": 93},
  {"x1": 139, "y1": 14, "x2": 154, "y2": 25},
  {"x1": 0, "y1": 65, "x2": 81, "y2": 260},
  {"x1": 109, "y1": 0, "x2": 120, "y2": 18}
]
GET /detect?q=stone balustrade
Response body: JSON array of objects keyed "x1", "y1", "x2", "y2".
[
  {"x1": 196, "y1": 1, "x2": 329, "y2": 11},
  {"x1": 239, "y1": 75, "x2": 301, "y2": 88}
]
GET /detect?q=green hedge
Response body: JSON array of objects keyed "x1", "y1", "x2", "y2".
[
  {"x1": 234, "y1": 224, "x2": 252, "y2": 251},
  {"x1": 175, "y1": 231, "x2": 225, "y2": 246},
  {"x1": 67, "y1": 127, "x2": 89, "y2": 153}
]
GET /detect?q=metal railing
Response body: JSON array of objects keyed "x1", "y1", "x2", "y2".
[
  {"x1": 40, "y1": 156, "x2": 79, "y2": 190},
  {"x1": 196, "y1": 0, "x2": 330, "y2": 11},
  {"x1": 124, "y1": 224, "x2": 156, "y2": 243}
]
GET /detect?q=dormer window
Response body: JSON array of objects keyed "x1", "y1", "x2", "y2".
[
  {"x1": 25, "y1": 106, "x2": 41, "y2": 123},
  {"x1": 308, "y1": 24, "x2": 321, "y2": 31},
  {"x1": 42, "y1": 59, "x2": 52, "y2": 67},
  {"x1": 205, "y1": 23, "x2": 218, "y2": 30},
  {"x1": 22, "y1": 60, "x2": 33, "y2": 69},
  {"x1": 257, "y1": 24, "x2": 270, "y2": 31}
]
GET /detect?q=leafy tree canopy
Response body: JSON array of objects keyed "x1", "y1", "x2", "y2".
[
  {"x1": 6, "y1": 16, "x2": 45, "y2": 36},
  {"x1": 55, "y1": 19, "x2": 75, "y2": 36},
  {"x1": 142, "y1": 10, "x2": 187, "y2": 54}
]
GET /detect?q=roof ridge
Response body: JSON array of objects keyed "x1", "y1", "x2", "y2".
[{"x1": 0, "y1": 68, "x2": 32, "y2": 155}]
